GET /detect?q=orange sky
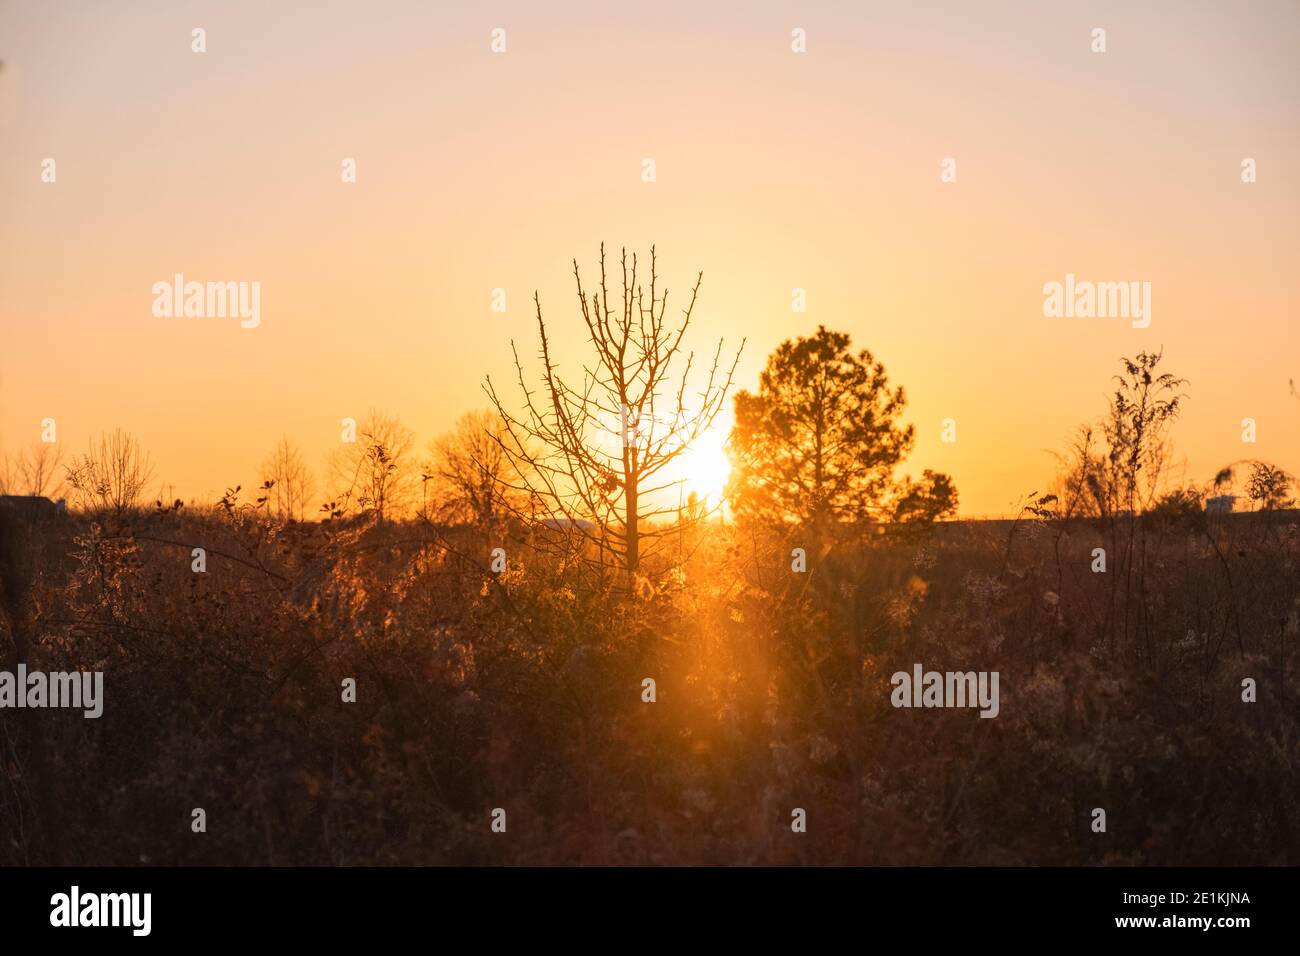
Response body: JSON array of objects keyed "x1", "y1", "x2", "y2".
[{"x1": 2, "y1": 1, "x2": 1297, "y2": 515}]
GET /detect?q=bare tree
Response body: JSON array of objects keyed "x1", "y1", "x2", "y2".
[
  {"x1": 328, "y1": 410, "x2": 416, "y2": 521},
  {"x1": 486, "y1": 245, "x2": 742, "y2": 573},
  {"x1": 260, "y1": 436, "x2": 316, "y2": 521},
  {"x1": 65, "y1": 430, "x2": 155, "y2": 515},
  {"x1": 25, "y1": 444, "x2": 67, "y2": 501},
  {"x1": 1, "y1": 444, "x2": 66, "y2": 499},
  {"x1": 425, "y1": 410, "x2": 529, "y2": 527}
]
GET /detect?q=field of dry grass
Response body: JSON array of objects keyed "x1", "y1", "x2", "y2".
[{"x1": 2, "y1": 503, "x2": 1296, "y2": 866}]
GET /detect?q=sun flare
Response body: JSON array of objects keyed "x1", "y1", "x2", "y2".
[{"x1": 676, "y1": 431, "x2": 732, "y2": 507}]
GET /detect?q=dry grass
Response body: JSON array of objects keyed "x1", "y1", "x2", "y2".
[{"x1": 1, "y1": 504, "x2": 1297, "y2": 865}]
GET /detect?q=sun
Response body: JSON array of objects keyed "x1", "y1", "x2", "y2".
[{"x1": 676, "y1": 430, "x2": 732, "y2": 507}]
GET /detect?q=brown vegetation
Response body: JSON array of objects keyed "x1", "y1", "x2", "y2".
[{"x1": 0, "y1": 492, "x2": 1295, "y2": 865}]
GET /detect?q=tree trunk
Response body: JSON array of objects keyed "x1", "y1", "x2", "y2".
[{"x1": 625, "y1": 446, "x2": 639, "y2": 572}]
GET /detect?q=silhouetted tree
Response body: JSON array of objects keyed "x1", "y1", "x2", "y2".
[
  {"x1": 425, "y1": 410, "x2": 527, "y2": 527},
  {"x1": 891, "y1": 469, "x2": 959, "y2": 524},
  {"x1": 0, "y1": 443, "x2": 66, "y2": 499},
  {"x1": 65, "y1": 429, "x2": 154, "y2": 515},
  {"x1": 329, "y1": 410, "x2": 416, "y2": 521},
  {"x1": 727, "y1": 326, "x2": 950, "y2": 530},
  {"x1": 260, "y1": 436, "x2": 316, "y2": 521},
  {"x1": 486, "y1": 245, "x2": 742, "y2": 573}
]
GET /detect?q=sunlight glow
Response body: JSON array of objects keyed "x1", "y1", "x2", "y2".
[{"x1": 676, "y1": 431, "x2": 732, "y2": 508}]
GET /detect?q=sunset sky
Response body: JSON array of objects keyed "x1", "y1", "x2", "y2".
[{"x1": 2, "y1": 1, "x2": 1297, "y2": 516}]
